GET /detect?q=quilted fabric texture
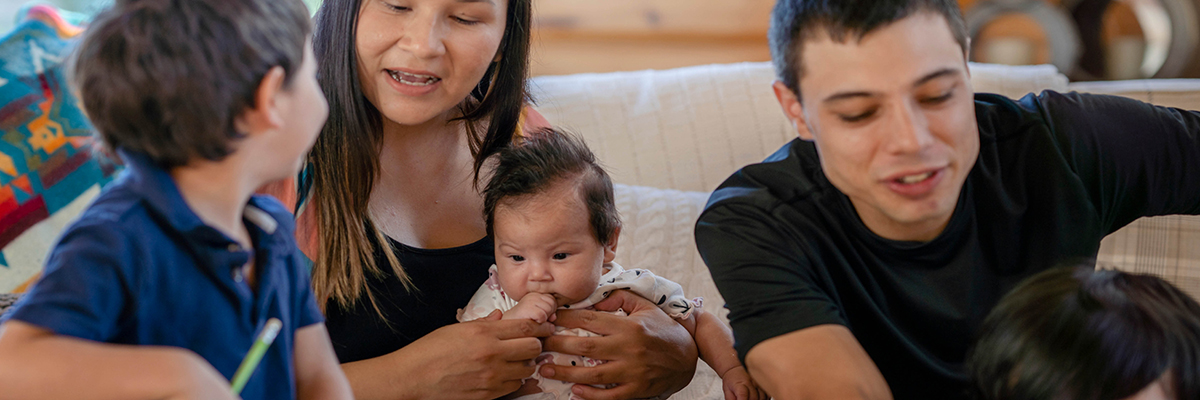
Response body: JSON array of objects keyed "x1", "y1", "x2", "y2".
[
  {"x1": 611, "y1": 183, "x2": 723, "y2": 400},
  {"x1": 0, "y1": 6, "x2": 118, "y2": 293}
]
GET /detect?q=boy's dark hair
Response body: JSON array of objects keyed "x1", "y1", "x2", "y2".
[
  {"x1": 769, "y1": 0, "x2": 968, "y2": 99},
  {"x1": 483, "y1": 128, "x2": 619, "y2": 246},
  {"x1": 968, "y1": 266, "x2": 1200, "y2": 400},
  {"x1": 71, "y1": 0, "x2": 312, "y2": 168}
]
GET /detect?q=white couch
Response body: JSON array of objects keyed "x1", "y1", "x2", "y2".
[{"x1": 529, "y1": 62, "x2": 1200, "y2": 399}]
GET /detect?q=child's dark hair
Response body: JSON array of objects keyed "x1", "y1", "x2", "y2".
[
  {"x1": 483, "y1": 128, "x2": 619, "y2": 245},
  {"x1": 70, "y1": 0, "x2": 312, "y2": 168},
  {"x1": 968, "y1": 266, "x2": 1200, "y2": 400}
]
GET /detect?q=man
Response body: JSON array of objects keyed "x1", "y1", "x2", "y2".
[{"x1": 694, "y1": 1, "x2": 1200, "y2": 399}]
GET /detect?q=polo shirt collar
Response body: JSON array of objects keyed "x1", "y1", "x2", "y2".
[{"x1": 116, "y1": 148, "x2": 281, "y2": 244}]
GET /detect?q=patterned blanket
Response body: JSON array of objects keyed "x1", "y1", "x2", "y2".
[{"x1": 0, "y1": 5, "x2": 119, "y2": 292}]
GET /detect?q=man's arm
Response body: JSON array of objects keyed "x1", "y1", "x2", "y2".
[
  {"x1": 1039, "y1": 92, "x2": 1200, "y2": 227},
  {"x1": 696, "y1": 198, "x2": 890, "y2": 400},
  {"x1": 293, "y1": 323, "x2": 353, "y2": 400},
  {"x1": 0, "y1": 320, "x2": 236, "y2": 400},
  {"x1": 746, "y1": 325, "x2": 891, "y2": 400}
]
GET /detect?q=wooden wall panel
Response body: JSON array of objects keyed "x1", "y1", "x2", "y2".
[
  {"x1": 530, "y1": 0, "x2": 774, "y2": 76},
  {"x1": 528, "y1": 0, "x2": 1153, "y2": 77}
]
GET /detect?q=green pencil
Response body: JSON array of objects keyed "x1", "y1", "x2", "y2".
[{"x1": 230, "y1": 318, "x2": 283, "y2": 395}]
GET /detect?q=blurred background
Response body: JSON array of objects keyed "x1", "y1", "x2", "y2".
[{"x1": 1, "y1": 0, "x2": 1197, "y2": 80}]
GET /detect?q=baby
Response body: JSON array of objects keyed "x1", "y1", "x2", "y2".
[
  {"x1": 458, "y1": 129, "x2": 765, "y2": 400},
  {"x1": 967, "y1": 265, "x2": 1200, "y2": 400}
]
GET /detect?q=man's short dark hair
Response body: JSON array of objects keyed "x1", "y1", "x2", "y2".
[
  {"x1": 71, "y1": 0, "x2": 312, "y2": 168},
  {"x1": 769, "y1": 0, "x2": 969, "y2": 98},
  {"x1": 483, "y1": 128, "x2": 620, "y2": 246},
  {"x1": 968, "y1": 266, "x2": 1200, "y2": 400}
]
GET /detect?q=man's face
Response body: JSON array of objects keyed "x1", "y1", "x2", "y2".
[{"x1": 773, "y1": 12, "x2": 980, "y2": 242}]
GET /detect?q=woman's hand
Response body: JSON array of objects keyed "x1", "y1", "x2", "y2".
[
  {"x1": 540, "y1": 290, "x2": 699, "y2": 400},
  {"x1": 342, "y1": 310, "x2": 554, "y2": 400}
]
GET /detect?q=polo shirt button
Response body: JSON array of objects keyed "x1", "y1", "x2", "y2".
[{"x1": 233, "y1": 269, "x2": 243, "y2": 282}]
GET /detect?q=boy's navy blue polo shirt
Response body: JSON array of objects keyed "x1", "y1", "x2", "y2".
[{"x1": 4, "y1": 149, "x2": 324, "y2": 400}]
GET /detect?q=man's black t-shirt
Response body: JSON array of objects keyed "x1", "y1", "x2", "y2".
[{"x1": 695, "y1": 92, "x2": 1200, "y2": 399}]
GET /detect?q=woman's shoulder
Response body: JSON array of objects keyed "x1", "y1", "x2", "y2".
[
  {"x1": 257, "y1": 178, "x2": 299, "y2": 212},
  {"x1": 520, "y1": 106, "x2": 551, "y2": 134},
  {"x1": 254, "y1": 177, "x2": 320, "y2": 258}
]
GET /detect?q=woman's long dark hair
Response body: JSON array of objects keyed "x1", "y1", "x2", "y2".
[
  {"x1": 968, "y1": 266, "x2": 1200, "y2": 400},
  {"x1": 307, "y1": 0, "x2": 532, "y2": 314}
]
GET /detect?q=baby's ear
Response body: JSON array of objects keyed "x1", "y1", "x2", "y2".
[{"x1": 603, "y1": 226, "x2": 620, "y2": 263}]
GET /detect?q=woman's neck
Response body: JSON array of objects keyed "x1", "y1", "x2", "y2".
[
  {"x1": 369, "y1": 113, "x2": 488, "y2": 249},
  {"x1": 378, "y1": 113, "x2": 471, "y2": 180}
]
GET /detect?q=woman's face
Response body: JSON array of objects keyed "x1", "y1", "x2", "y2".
[{"x1": 355, "y1": 0, "x2": 507, "y2": 127}]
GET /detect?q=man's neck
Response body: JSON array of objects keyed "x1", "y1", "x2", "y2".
[
  {"x1": 170, "y1": 158, "x2": 262, "y2": 248},
  {"x1": 849, "y1": 199, "x2": 954, "y2": 243}
]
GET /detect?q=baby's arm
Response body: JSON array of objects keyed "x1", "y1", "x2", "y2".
[
  {"x1": 687, "y1": 310, "x2": 769, "y2": 400},
  {"x1": 502, "y1": 292, "x2": 558, "y2": 323},
  {"x1": 0, "y1": 320, "x2": 237, "y2": 400}
]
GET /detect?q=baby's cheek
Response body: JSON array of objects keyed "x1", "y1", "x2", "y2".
[{"x1": 561, "y1": 282, "x2": 595, "y2": 305}]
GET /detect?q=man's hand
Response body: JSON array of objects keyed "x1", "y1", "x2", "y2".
[{"x1": 541, "y1": 290, "x2": 698, "y2": 400}]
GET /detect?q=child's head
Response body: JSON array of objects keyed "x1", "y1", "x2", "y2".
[
  {"x1": 71, "y1": 0, "x2": 323, "y2": 176},
  {"x1": 483, "y1": 129, "x2": 620, "y2": 306},
  {"x1": 968, "y1": 266, "x2": 1200, "y2": 400}
]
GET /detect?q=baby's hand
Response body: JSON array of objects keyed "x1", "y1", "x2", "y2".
[
  {"x1": 721, "y1": 365, "x2": 768, "y2": 400},
  {"x1": 502, "y1": 292, "x2": 558, "y2": 323}
]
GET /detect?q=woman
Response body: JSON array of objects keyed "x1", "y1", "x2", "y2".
[{"x1": 274, "y1": 1, "x2": 699, "y2": 399}]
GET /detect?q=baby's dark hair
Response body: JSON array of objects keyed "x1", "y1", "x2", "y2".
[
  {"x1": 71, "y1": 0, "x2": 311, "y2": 168},
  {"x1": 968, "y1": 266, "x2": 1200, "y2": 400},
  {"x1": 483, "y1": 128, "x2": 619, "y2": 246}
]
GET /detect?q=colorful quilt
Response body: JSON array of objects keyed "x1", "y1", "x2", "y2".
[{"x1": 0, "y1": 5, "x2": 119, "y2": 293}]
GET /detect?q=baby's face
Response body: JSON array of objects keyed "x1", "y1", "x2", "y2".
[{"x1": 493, "y1": 181, "x2": 616, "y2": 307}]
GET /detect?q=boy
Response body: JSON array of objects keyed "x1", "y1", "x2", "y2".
[
  {"x1": 0, "y1": 0, "x2": 351, "y2": 399},
  {"x1": 968, "y1": 266, "x2": 1200, "y2": 400},
  {"x1": 462, "y1": 129, "x2": 766, "y2": 400}
]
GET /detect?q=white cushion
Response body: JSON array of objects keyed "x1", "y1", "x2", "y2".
[
  {"x1": 612, "y1": 183, "x2": 723, "y2": 399},
  {"x1": 532, "y1": 62, "x2": 794, "y2": 193}
]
